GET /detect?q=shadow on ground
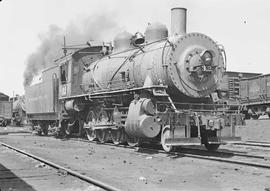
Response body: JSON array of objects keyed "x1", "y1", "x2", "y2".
[{"x1": 0, "y1": 163, "x2": 36, "y2": 191}]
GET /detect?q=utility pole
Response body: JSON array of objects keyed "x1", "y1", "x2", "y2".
[{"x1": 63, "y1": 36, "x2": 67, "y2": 56}]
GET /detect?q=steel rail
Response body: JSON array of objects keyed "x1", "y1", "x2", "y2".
[
  {"x1": 134, "y1": 146, "x2": 270, "y2": 169},
  {"x1": 4, "y1": 133, "x2": 270, "y2": 173},
  {"x1": 0, "y1": 141, "x2": 122, "y2": 191},
  {"x1": 247, "y1": 140, "x2": 270, "y2": 144},
  {"x1": 174, "y1": 151, "x2": 270, "y2": 169},
  {"x1": 69, "y1": 137, "x2": 266, "y2": 159},
  {"x1": 178, "y1": 147, "x2": 267, "y2": 159},
  {"x1": 234, "y1": 142, "x2": 270, "y2": 148},
  {"x1": 68, "y1": 138, "x2": 270, "y2": 169},
  {"x1": 140, "y1": 147, "x2": 270, "y2": 169}
]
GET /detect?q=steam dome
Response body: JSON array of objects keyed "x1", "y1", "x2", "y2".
[{"x1": 145, "y1": 22, "x2": 168, "y2": 43}]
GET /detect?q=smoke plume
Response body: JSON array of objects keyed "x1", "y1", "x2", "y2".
[{"x1": 23, "y1": 13, "x2": 121, "y2": 86}]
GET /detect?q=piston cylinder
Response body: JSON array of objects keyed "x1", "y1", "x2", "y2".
[{"x1": 125, "y1": 98, "x2": 160, "y2": 138}]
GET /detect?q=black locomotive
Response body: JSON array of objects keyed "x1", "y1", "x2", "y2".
[{"x1": 25, "y1": 8, "x2": 244, "y2": 151}]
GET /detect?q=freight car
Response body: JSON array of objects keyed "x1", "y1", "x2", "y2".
[
  {"x1": 0, "y1": 101, "x2": 12, "y2": 127},
  {"x1": 0, "y1": 93, "x2": 12, "y2": 127},
  {"x1": 218, "y1": 71, "x2": 261, "y2": 101},
  {"x1": 0, "y1": 92, "x2": 9, "y2": 101},
  {"x1": 10, "y1": 95, "x2": 26, "y2": 126},
  {"x1": 25, "y1": 8, "x2": 244, "y2": 152},
  {"x1": 240, "y1": 73, "x2": 270, "y2": 119}
]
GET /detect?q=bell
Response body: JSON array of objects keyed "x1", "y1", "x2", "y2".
[{"x1": 133, "y1": 32, "x2": 145, "y2": 45}]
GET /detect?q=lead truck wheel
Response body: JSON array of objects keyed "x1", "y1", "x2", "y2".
[
  {"x1": 204, "y1": 142, "x2": 220, "y2": 151},
  {"x1": 161, "y1": 126, "x2": 174, "y2": 152},
  {"x1": 204, "y1": 136, "x2": 220, "y2": 151}
]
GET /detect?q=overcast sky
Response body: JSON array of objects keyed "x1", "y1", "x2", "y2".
[{"x1": 0, "y1": 0, "x2": 269, "y2": 96}]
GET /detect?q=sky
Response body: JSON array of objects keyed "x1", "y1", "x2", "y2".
[{"x1": 0, "y1": 0, "x2": 270, "y2": 96}]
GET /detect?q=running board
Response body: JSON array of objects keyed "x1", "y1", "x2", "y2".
[{"x1": 165, "y1": 137, "x2": 201, "y2": 146}]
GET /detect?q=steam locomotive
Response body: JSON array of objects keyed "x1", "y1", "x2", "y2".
[{"x1": 25, "y1": 8, "x2": 244, "y2": 151}]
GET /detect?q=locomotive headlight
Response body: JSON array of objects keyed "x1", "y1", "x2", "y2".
[{"x1": 201, "y1": 50, "x2": 213, "y2": 66}]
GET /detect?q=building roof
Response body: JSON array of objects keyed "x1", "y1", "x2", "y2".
[{"x1": 0, "y1": 92, "x2": 9, "y2": 101}]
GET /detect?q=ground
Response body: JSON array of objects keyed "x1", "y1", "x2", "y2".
[
  {"x1": 0, "y1": 120, "x2": 269, "y2": 191},
  {"x1": 236, "y1": 119, "x2": 270, "y2": 142}
]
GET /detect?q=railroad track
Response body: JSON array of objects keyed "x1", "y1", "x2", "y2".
[
  {"x1": 2, "y1": 133, "x2": 270, "y2": 173},
  {"x1": 68, "y1": 137, "x2": 270, "y2": 170},
  {"x1": 0, "y1": 141, "x2": 122, "y2": 191},
  {"x1": 233, "y1": 140, "x2": 270, "y2": 148},
  {"x1": 247, "y1": 140, "x2": 270, "y2": 144}
]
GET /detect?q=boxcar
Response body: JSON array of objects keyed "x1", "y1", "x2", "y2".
[
  {"x1": 0, "y1": 92, "x2": 9, "y2": 101},
  {"x1": 11, "y1": 96, "x2": 26, "y2": 126},
  {"x1": 218, "y1": 71, "x2": 261, "y2": 100},
  {"x1": 240, "y1": 74, "x2": 270, "y2": 118},
  {"x1": 0, "y1": 101, "x2": 12, "y2": 126}
]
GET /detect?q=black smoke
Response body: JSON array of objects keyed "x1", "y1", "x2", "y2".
[{"x1": 23, "y1": 13, "x2": 121, "y2": 86}]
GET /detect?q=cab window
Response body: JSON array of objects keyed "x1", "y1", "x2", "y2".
[{"x1": 60, "y1": 62, "x2": 69, "y2": 84}]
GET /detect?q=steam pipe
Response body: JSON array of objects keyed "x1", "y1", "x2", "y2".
[{"x1": 171, "y1": 7, "x2": 187, "y2": 36}]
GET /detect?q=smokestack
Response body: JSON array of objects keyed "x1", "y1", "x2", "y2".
[{"x1": 171, "y1": 7, "x2": 187, "y2": 36}]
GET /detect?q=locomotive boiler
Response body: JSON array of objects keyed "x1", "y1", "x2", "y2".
[
  {"x1": 82, "y1": 10, "x2": 223, "y2": 101},
  {"x1": 25, "y1": 8, "x2": 244, "y2": 152}
]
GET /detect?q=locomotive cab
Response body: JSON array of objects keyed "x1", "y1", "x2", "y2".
[{"x1": 58, "y1": 45, "x2": 109, "y2": 99}]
